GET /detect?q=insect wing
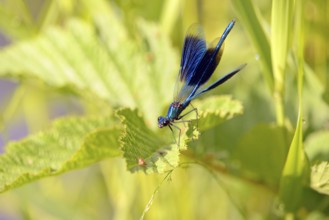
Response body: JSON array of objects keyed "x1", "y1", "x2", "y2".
[
  {"x1": 185, "y1": 20, "x2": 236, "y2": 102},
  {"x1": 174, "y1": 20, "x2": 237, "y2": 103},
  {"x1": 173, "y1": 24, "x2": 207, "y2": 103},
  {"x1": 188, "y1": 37, "x2": 225, "y2": 86}
]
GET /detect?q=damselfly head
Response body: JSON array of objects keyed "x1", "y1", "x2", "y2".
[{"x1": 158, "y1": 116, "x2": 170, "y2": 128}]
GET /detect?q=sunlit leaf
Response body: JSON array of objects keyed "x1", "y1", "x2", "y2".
[
  {"x1": 0, "y1": 17, "x2": 178, "y2": 124},
  {"x1": 116, "y1": 96, "x2": 243, "y2": 174},
  {"x1": 311, "y1": 161, "x2": 329, "y2": 196},
  {"x1": 117, "y1": 108, "x2": 179, "y2": 174},
  {"x1": 195, "y1": 95, "x2": 243, "y2": 132},
  {"x1": 0, "y1": 115, "x2": 121, "y2": 193}
]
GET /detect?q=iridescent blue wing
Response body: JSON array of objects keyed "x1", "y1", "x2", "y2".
[
  {"x1": 184, "y1": 20, "x2": 236, "y2": 103},
  {"x1": 188, "y1": 37, "x2": 225, "y2": 86},
  {"x1": 173, "y1": 24, "x2": 207, "y2": 103},
  {"x1": 175, "y1": 38, "x2": 225, "y2": 103},
  {"x1": 179, "y1": 24, "x2": 206, "y2": 83},
  {"x1": 174, "y1": 20, "x2": 238, "y2": 104}
]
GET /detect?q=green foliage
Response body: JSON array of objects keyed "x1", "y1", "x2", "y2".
[
  {"x1": 118, "y1": 108, "x2": 179, "y2": 174},
  {"x1": 271, "y1": 0, "x2": 295, "y2": 126},
  {"x1": 233, "y1": 124, "x2": 289, "y2": 188},
  {"x1": 305, "y1": 131, "x2": 329, "y2": 162},
  {"x1": 279, "y1": 0, "x2": 310, "y2": 213},
  {"x1": 195, "y1": 95, "x2": 243, "y2": 131},
  {"x1": 0, "y1": 18, "x2": 176, "y2": 117},
  {"x1": 0, "y1": 0, "x2": 245, "y2": 190},
  {"x1": 0, "y1": 115, "x2": 121, "y2": 193},
  {"x1": 311, "y1": 162, "x2": 329, "y2": 196},
  {"x1": 117, "y1": 96, "x2": 243, "y2": 174},
  {"x1": 0, "y1": 14, "x2": 178, "y2": 191},
  {"x1": 0, "y1": 0, "x2": 328, "y2": 219},
  {"x1": 279, "y1": 112, "x2": 309, "y2": 211},
  {"x1": 231, "y1": 0, "x2": 273, "y2": 91}
]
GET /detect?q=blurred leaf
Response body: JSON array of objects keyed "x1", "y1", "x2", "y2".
[
  {"x1": 271, "y1": 0, "x2": 295, "y2": 125},
  {"x1": 301, "y1": 187, "x2": 329, "y2": 217},
  {"x1": 0, "y1": 114, "x2": 121, "y2": 193},
  {"x1": 117, "y1": 108, "x2": 179, "y2": 174},
  {"x1": 302, "y1": 64, "x2": 329, "y2": 129},
  {"x1": 310, "y1": 162, "x2": 329, "y2": 196},
  {"x1": 305, "y1": 131, "x2": 329, "y2": 162},
  {"x1": 271, "y1": 0, "x2": 295, "y2": 82},
  {"x1": 322, "y1": 85, "x2": 329, "y2": 105},
  {"x1": 279, "y1": 112, "x2": 308, "y2": 211},
  {"x1": 160, "y1": 0, "x2": 181, "y2": 36},
  {"x1": 231, "y1": 0, "x2": 273, "y2": 92},
  {"x1": 0, "y1": 17, "x2": 178, "y2": 123},
  {"x1": 279, "y1": 0, "x2": 309, "y2": 212},
  {"x1": 0, "y1": 19, "x2": 126, "y2": 102},
  {"x1": 232, "y1": 124, "x2": 289, "y2": 187},
  {"x1": 0, "y1": 0, "x2": 38, "y2": 39}
]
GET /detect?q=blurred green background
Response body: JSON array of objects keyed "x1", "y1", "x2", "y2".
[{"x1": 0, "y1": 0, "x2": 328, "y2": 219}]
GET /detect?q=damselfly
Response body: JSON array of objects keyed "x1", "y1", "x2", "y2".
[{"x1": 158, "y1": 19, "x2": 246, "y2": 144}]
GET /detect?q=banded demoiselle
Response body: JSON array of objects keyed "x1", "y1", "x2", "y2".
[{"x1": 158, "y1": 19, "x2": 246, "y2": 144}]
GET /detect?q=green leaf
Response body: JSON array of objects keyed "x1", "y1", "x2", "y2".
[
  {"x1": 0, "y1": 115, "x2": 121, "y2": 193},
  {"x1": 0, "y1": 19, "x2": 123, "y2": 101},
  {"x1": 232, "y1": 124, "x2": 289, "y2": 187},
  {"x1": 305, "y1": 131, "x2": 329, "y2": 162},
  {"x1": 271, "y1": 0, "x2": 295, "y2": 125},
  {"x1": 117, "y1": 108, "x2": 179, "y2": 174},
  {"x1": 279, "y1": 0, "x2": 309, "y2": 212},
  {"x1": 0, "y1": 17, "x2": 178, "y2": 123},
  {"x1": 271, "y1": 0, "x2": 295, "y2": 84},
  {"x1": 231, "y1": 0, "x2": 273, "y2": 92},
  {"x1": 279, "y1": 112, "x2": 309, "y2": 211},
  {"x1": 0, "y1": 0, "x2": 38, "y2": 39},
  {"x1": 195, "y1": 95, "x2": 243, "y2": 132},
  {"x1": 311, "y1": 162, "x2": 329, "y2": 196},
  {"x1": 115, "y1": 96, "x2": 243, "y2": 174}
]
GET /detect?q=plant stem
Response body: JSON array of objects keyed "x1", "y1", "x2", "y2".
[{"x1": 274, "y1": 86, "x2": 285, "y2": 126}]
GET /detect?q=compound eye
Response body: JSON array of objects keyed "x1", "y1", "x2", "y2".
[{"x1": 158, "y1": 116, "x2": 165, "y2": 122}]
